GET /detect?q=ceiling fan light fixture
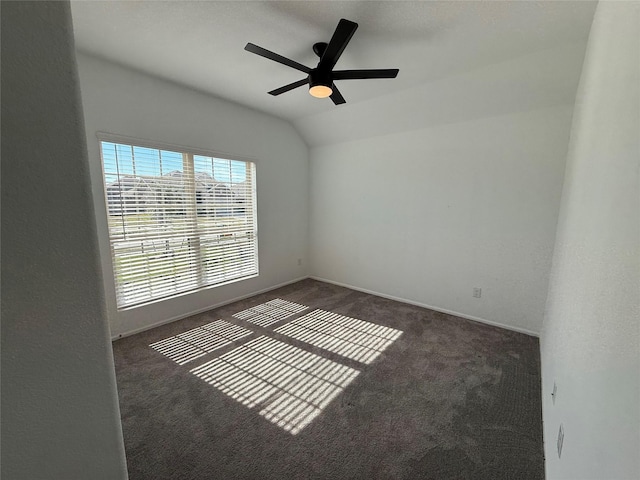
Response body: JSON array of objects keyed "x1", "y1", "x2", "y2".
[
  {"x1": 309, "y1": 70, "x2": 332, "y2": 98},
  {"x1": 309, "y1": 84, "x2": 333, "y2": 98}
]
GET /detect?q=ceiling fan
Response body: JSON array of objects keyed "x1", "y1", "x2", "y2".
[{"x1": 245, "y1": 18, "x2": 399, "y2": 105}]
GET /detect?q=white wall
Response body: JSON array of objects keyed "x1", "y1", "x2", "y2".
[
  {"x1": 310, "y1": 105, "x2": 573, "y2": 335},
  {"x1": 75, "y1": 54, "x2": 309, "y2": 337},
  {"x1": 1, "y1": 2, "x2": 128, "y2": 479},
  {"x1": 540, "y1": 1, "x2": 640, "y2": 478}
]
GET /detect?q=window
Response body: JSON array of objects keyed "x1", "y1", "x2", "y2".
[{"x1": 99, "y1": 137, "x2": 258, "y2": 309}]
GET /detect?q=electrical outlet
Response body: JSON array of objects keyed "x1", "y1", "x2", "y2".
[
  {"x1": 473, "y1": 287, "x2": 482, "y2": 298},
  {"x1": 552, "y1": 382, "x2": 557, "y2": 404},
  {"x1": 297, "y1": 258, "x2": 302, "y2": 266},
  {"x1": 557, "y1": 424, "x2": 564, "y2": 458}
]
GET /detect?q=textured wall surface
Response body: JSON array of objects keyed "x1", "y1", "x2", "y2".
[
  {"x1": 540, "y1": 1, "x2": 640, "y2": 478},
  {"x1": 75, "y1": 54, "x2": 309, "y2": 338},
  {"x1": 1, "y1": 2, "x2": 128, "y2": 479},
  {"x1": 310, "y1": 105, "x2": 573, "y2": 335}
]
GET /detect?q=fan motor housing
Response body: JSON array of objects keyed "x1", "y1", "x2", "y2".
[{"x1": 309, "y1": 69, "x2": 332, "y2": 89}]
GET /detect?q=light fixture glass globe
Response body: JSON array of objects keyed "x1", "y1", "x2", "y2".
[{"x1": 309, "y1": 84, "x2": 333, "y2": 98}]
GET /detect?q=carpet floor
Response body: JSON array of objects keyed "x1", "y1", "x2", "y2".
[{"x1": 113, "y1": 279, "x2": 544, "y2": 479}]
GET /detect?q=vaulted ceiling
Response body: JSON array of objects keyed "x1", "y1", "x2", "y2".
[{"x1": 70, "y1": 1, "x2": 597, "y2": 146}]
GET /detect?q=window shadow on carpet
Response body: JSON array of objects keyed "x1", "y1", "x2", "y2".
[
  {"x1": 149, "y1": 319, "x2": 253, "y2": 365},
  {"x1": 191, "y1": 336, "x2": 360, "y2": 434},
  {"x1": 148, "y1": 298, "x2": 403, "y2": 434},
  {"x1": 274, "y1": 309, "x2": 403, "y2": 364}
]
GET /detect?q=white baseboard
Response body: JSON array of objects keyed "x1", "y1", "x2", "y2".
[
  {"x1": 113, "y1": 275, "x2": 540, "y2": 340},
  {"x1": 111, "y1": 276, "x2": 309, "y2": 340},
  {"x1": 309, "y1": 276, "x2": 540, "y2": 338}
]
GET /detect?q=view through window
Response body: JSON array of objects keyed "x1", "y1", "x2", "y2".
[{"x1": 100, "y1": 139, "x2": 258, "y2": 308}]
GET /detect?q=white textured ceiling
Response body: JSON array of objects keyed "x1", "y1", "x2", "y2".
[{"x1": 70, "y1": 1, "x2": 597, "y2": 146}]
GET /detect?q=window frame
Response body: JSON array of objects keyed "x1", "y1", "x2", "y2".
[{"x1": 96, "y1": 132, "x2": 259, "y2": 310}]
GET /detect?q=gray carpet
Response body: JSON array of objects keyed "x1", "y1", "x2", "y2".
[{"x1": 113, "y1": 279, "x2": 544, "y2": 479}]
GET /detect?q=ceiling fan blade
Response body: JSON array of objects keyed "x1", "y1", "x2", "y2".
[
  {"x1": 245, "y1": 43, "x2": 311, "y2": 74},
  {"x1": 319, "y1": 19, "x2": 358, "y2": 71},
  {"x1": 333, "y1": 69, "x2": 399, "y2": 80},
  {"x1": 268, "y1": 78, "x2": 309, "y2": 96},
  {"x1": 330, "y1": 84, "x2": 346, "y2": 105}
]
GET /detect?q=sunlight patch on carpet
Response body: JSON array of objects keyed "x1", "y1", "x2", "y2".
[
  {"x1": 150, "y1": 320, "x2": 252, "y2": 365},
  {"x1": 274, "y1": 310, "x2": 403, "y2": 364},
  {"x1": 190, "y1": 336, "x2": 359, "y2": 434},
  {"x1": 233, "y1": 298, "x2": 308, "y2": 327}
]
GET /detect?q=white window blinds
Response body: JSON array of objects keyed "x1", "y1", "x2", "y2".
[{"x1": 100, "y1": 139, "x2": 258, "y2": 309}]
